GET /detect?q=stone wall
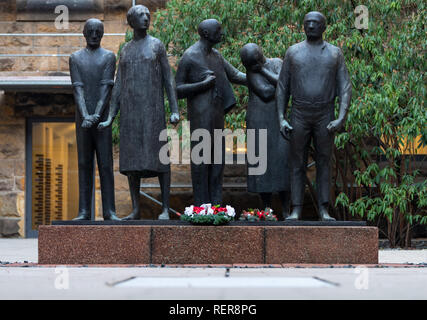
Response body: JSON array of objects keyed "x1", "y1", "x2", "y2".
[
  {"x1": 0, "y1": 0, "x2": 167, "y2": 76},
  {"x1": 0, "y1": 92, "x2": 25, "y2": 237}
]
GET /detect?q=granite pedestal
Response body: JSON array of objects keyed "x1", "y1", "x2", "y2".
[{"x1": 38, "y1": 221, "x2": 378, "y2": 265}]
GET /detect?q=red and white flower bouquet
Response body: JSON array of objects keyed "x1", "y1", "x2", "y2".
[
  {"x1": 239, "y1": 208, "x2": 278, "y2": 222},
  {"x1": 180, "y1": 204, "x2": 236, "y2": 225}
]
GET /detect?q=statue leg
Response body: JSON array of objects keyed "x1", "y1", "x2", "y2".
[
  {"x1": 157, "y1": 171, "x2": 171, "y2": 220},
  {"x1": 122, "y1": 174, "x2": 141, "y2": 220},
  {"x1": 209, "y1": 133, "x2": 225, "y2": 206},
  {"x1": 259, "y1": 193, "x2": 272, "y2": 211},
  {"x1": 279, "y1": 191, "x2": 291, "y2": 220},
  {"x1": 74, "y1": 127, "x2": 95, "y2": 221},
  {"x1": 287, "y1": 111, "x2": 311, "y2": 221},
  {"x1": 191, "y1": 162, "x2": 209, "y2": 206},
  {"x1": 209, "y1": 163, "x2": 224, "y2": 206},
  {"x1": 95, "y1": 128, "x2": 120, "y2": 221},
  {"x1": 313, "y1": 112, "x2": 335, "y2": 221}
]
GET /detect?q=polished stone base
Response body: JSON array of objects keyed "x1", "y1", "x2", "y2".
[{"x1": 38, "y1": 221, "x2": 378, "y2": 265}]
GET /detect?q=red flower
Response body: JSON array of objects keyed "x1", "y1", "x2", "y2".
[{"x1": 194, "y1": 207, "x2": 203, "y2": 214}]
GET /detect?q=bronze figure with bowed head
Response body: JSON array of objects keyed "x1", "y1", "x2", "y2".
[
  {"x1": 99, "y1": 5, "x2": 180, "y2": 220},
  {"x1": 175, "y1": 19, "x2": 246, "y2": 206},
  {"x1": 69, "y1": 18, "x2": 120, "y2": 221},
  {"x1": 276, "y1": 11, "x2": 352, "y2": 221},
  {"x1": 240, "y1": 43, "x2": 291, "y2": 219}
]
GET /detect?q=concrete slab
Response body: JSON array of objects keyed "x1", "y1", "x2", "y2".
[
  {"x1": 0, "y1": 239, "x2": 37, "y2": 263},
  {"x1": 0, "y1": 267, "x2": 425, "y2": 300},
  {"x1": 379, "y1": 249, "x2": 427, "y2": 264}
]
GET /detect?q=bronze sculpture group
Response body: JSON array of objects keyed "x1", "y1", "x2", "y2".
[{"x1": 69, "y1": 6, "x2": 351, "y2": 222}]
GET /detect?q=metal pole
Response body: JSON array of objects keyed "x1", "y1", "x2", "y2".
[{"x1": 139, "y1": 190, "x2": 180, "y2": 216}]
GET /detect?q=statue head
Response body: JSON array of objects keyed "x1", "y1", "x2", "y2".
[
  {"x1": 83, "y1": 18, "x2": 104, "y2": 49},
  {"x1": 127, "y1": 5, "x2": 150, "y2": 31},
  {"x1": 303, "y1": 11, "x2": 326, "y2": 40},
  {"x1": 198, "y1": 19, "x2": 223, "y2": 45},
  {"x1": 240, "y1": 43, "x2": 266, "y2": 72}
]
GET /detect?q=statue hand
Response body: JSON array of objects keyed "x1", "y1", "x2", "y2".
[
  {"x1": 91, "y1": 114, "x2": 100, "y2": 123},
  {"x1": 97, "y1": 117, "x2": 113, "y2": 130},
  {"x1": 327, "y1": 119, "x2": 344, "y2": 133},
  {"x1": 280, "y1": 120, "x2": 293, "y2": 140},
  {"x1": 82, "y1": 114, "x2": 100, "y2": 128},
  {"x1": 170, "y1": 113, "x2": 180, "y2": 125},
  {"x1": 203, "y1": 75, "x2": 216, "y2": 88},
  {"x1": 82, "y1": 119, "x2": 93, "y2": 128}
]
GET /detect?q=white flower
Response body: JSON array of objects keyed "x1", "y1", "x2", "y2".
[
  {"x1": 184, "y1": 205, "x2": 194, "y2": 216},
  {"x1": 200, "y1": 203, "x2": 215, "y2": 215},
  {"x1": 226, "y1": 205, "x2": 236, "y2": 217}
]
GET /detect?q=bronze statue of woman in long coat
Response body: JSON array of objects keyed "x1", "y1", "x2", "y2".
[
  {"x1": 241, "y1": 43, "x2": 290, "y2": 217},
  {"x1": 99, "y1": 5, "x2": 179, "y2": 220}
]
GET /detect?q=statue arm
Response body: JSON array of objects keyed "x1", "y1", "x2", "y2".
[
  {"x1": 223, "y1": 57, "x2": 247, "y2": 85},
  {"x1": 276, "y1": 51, "x2": 293, "y2": 138},
  {"x1": 94, "y1": 53, "x2": 116, "y2": 119},
  {"x1": 98, "y1": 61, "x2": 121, "y2": 130},
  {"x1": 248, "y1": 72, "x2": 276, "y2": 102},
  {"x1": 159, "y1": 43, "x2": 179, "y2": 123},
  {"x1": 276, "y1": 51, "x2": 291, "y2": 125},
  {"x1": 327, "y1": 49, "x2": 352, "y2": 133},
  {"x1": 260, "y1": 67, "x2": 279, "y2": 86},
  {"x1": 176, "y1": 56, "x2": 214, "y2": 99},
  {"x1": 69, "y1": 55, "x2": 89, "y2": 119},
  {"x1": 336, "y1": 49, "x2": 352, "y2": 123}
]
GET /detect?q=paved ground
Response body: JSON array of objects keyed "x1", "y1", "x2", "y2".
[{"x1": 0, "y1": 239, "x2": 426, "y2": 300}]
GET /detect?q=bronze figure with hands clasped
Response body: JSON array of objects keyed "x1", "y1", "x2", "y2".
[{"x1": 69, "y1": 18, "x2": 120, "y2": 221}]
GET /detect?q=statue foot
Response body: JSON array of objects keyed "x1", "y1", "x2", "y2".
[
  {"x1": 282, "y1": 209, "x2": 290, "y2": 221},
  {"x1": 103, "y1": 212, "x2": 121, "y2": 221},
  {"x1": 285, "y1": 207, "x2": 302, "y2": 221},
  {"x1": 158, "y1": 209, "x2": 170, "y2": 220},
  {"x1": 122, "y1": 210, "x2": 141, "y2": 221},
  {"x1": 73, "y1": 211, "x2": 91, "y2": 221},
  {"x1": 319, "y1": 206, "x2": 336, "y2": 221}
]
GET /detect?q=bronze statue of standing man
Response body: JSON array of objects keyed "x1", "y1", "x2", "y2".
[
  {"x1": 69, "y1": 18, "x2": 120, "y2": 221},
  {"x1": 99, "y1": 5, "x2": 180, "y2": 220},
  {"x1": 175, "y1": 19, "x2": 246, "y2": 206},
  {"x1": 276, "y1": 12, "x2": 352, "y2": 221}
]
